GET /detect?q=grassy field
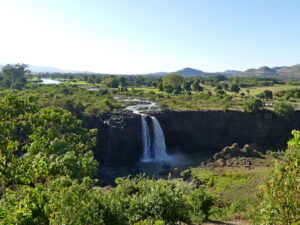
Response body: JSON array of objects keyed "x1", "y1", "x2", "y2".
[
  {"x1": 243, "y1": 84, "x2": 299, "y2": 96},
  {"x1": 185, "y1": 165, "x2": 273, "y2": 222}
]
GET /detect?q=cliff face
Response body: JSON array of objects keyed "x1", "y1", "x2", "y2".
[
  {"x1": 87, "y1": 112, "x2": 143, "y2": 166},
  {"x1": 91, "y1": 110, "x2": 300, "y2": 165},
  {"x1": 152, "y1": 111, "x2": 300, "y2": 153}
]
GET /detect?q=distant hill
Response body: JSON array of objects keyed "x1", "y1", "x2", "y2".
[
  {"x1": 277, "y1": 64, "x2": 300, "y2": 77},
  {"x1": 239, "y1": 66, "x2": 278, "y2": 77},
  {"x1": 238, "y1": 64, "x2": 300, "y2": 77},
  {"x1": 2, "y1": 63, "x2": 300, "y2": 77},
  {"x1": 173, "y1": 67, "x2": 206, "y2": 76},
  {"x1": 0, "y1": 64, "x2": 94, "y2": 74},
  {"x1": 144, "y1": 72, "x2": 168, "y2": 76},
  {"x1": 222, "y1": 70, "x2": 241, "y2": 75}
]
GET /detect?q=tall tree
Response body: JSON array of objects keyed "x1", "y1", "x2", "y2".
[
  {"x1": 0, "y1": 64, "x2": 29, "y2": 89},
  {"x1": 162, "y1": 73, "x2": 184, "y2": 93},
  {"x1": 191, "y1": 78, "x2": 203, "y2": 91}
]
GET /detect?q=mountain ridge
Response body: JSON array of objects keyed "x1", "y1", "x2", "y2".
[{"x1": 1, "y1": 63, "x2": 300, "y2": 77}]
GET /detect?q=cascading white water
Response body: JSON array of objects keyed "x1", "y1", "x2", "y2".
[
  {"x1": 150, "y1": 116, "x2": 169, "y2": 161},
  {"x1": 116, "y1": 97, "x2": 170, "y2": 162},
  {"x1": 140, "y1": 115, "x2": 170, "y2": 162},
  {"x1": 141, "y1": 115, "x2": 151, "y2": 162}
]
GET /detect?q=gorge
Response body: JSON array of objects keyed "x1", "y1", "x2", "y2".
[{"x1": 91, "y1": 109, "x2": 300, "y2": 166}]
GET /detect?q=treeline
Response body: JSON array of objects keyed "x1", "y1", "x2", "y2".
[{"x1": 0, "y1": 64, "x2": 28, "y2": 89}]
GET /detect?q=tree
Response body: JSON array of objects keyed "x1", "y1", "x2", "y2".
[
  {"x1": 0, "y1": 95, "x2": 98, "y2": 187},
  {"x1": 0, "y1": 63, "x2": 29, "y2": 89},
  {"x1": 222, "y1": 83, "x2": 229, "y2": 91},
  {"x1": 263, "y1": 90, "x2": 273, "y2": 100},
  {"x1": 229, "y1": 84, "x2": 240, "y2": 94},
  {"x1": 118, "y1": 77, "x2": 127, "y2": 88},
  {"x1": 181, "y1": 81, "x2": 192, "y2": 92},
  {"x1": 101, "y1": 76, "x2": 119, "y2": 88},
  {"x1": 162, "y1": 73, "x2": 184, "y2": 93},
  {"x1": 273, "y1": 102, "x2": 295, "y2": 120},
  {"x1": 215, "y1": 85, "x2": 222, "y2": 91},
  {"x1": 244, "y1": 98, "x2": 263, "y2": 112},
  {"x1": 191, "y1": 79, "x2": 203, "y2": 92}
]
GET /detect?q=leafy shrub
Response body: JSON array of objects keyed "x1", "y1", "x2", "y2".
[
  {"x1": 133, "y1": 220, "x2": 165, "y2": 225},
  {"x1": 107, "y1": 176, "x2": 189, "y2": 225},
  {"x1": 0, "y1": 177, "x2": 107, "y2": 225},
  {"x1": 187, "y1": 188, "x2": 214, "y2": 223},
  {"x1": 244, "y1": 98, "x2": 263, "y2": 112},
  {"x1": 273, "y1": 101, "x2": 295, "y2": 120},
  {"x1": 0, "y1": 95, "x2": 98, "y2": 186},
  {"x1": 254, "y1": 130, "x2": 300, "y2": 225}
]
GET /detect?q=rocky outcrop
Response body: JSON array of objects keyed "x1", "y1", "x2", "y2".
[
  {"x1": 202, "y1": 143, "x2": 267, "y2": 169},
  {"x1": 210, "y1": 143, "x2": 263, "y2": 161}
]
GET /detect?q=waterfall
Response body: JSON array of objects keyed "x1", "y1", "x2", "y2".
[
  {"x1": 116, "y1": 97, "x2": 169, "y2": 162},
  {"x1": 141, "y1": 115, "x2": 151, "y2": 162},
  {"x1": 140, "y1": 115, "x2": 170, "y2": 162},
  {"x1": 150, "y1": 117, "x2": 169, "y2": 161}
]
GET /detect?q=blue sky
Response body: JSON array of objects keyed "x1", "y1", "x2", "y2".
[{"x1": 0, "y1": 0, "x2": 299, "y2": 73}]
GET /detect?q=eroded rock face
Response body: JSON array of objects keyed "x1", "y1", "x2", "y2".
[
  {"x1": 151, "y1": 110, "x2": 300, "y2": 153},
  {"x1": 87, "y1": 110, "x2": 300, "y2": 165},
  {"x1": 87, "y1": 112, "x2": 143, "y2": 166}
]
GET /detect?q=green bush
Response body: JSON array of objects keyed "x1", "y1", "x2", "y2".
[
  {"x1": 133, "y1": 220, "x2": 165, "y2": 225},
  {"x1": 273, "y1": 101, "x2": 295, "y2": 120},
  {"x1": 187, "y1": 188, "x2": 214, "y2": 223},
  {"x1": 0, "y1": 177, "x2": 107, "y2": 225},
  {"x1": 107, "y1": 176, "x2": 189, "y2": 225},
  {"x1": 254, "y1": 130, "x2": 300, "y2": 225},
  {"x1": 244, "y1": 98, "x2": 263, "y2": 112},
  {"x1": 0, "y1": 96, "x2": 98, "y2": 186}
]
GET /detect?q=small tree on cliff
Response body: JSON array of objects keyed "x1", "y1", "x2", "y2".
[
  {"x1": 244, "y1": 98, "x2": 263, "y2": 112},
  {"x1": 273, "y1": 102, "x2": 295, "y2": 121}
]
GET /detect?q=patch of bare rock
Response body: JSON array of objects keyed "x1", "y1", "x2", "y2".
[{"x1": 201, "y1": 143, "x2": 273, "y2": 169}]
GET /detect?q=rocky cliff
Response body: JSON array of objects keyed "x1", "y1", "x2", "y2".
[
  {"x1": 85, "y1": 112, "x2": 142, "y2": 165},
  {"x1": 90, "y1": 110, "x2": 300, "y2": 165},
  {"x1": 152, "y1": 110, "x2": 300, "y2": 153}
]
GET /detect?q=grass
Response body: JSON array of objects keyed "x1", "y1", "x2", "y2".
[
  {"x1": 242, "y1": 84, "x2": 299, "y2": 96},
  {"x1": 186, "y1": 166, "x2": 273, "y2": 221},
  {"x1": 55, "y1": 78, "x2": 90, "y2": 85},
  {"x1": 129, "y1": 87, "x2": 163, "y2": 94}
]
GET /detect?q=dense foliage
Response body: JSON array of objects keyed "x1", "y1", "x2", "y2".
[
  {"x1": 0, "y1": 64, "x2": 28, "y2": 89},
  {"x1": 273, "y1": 102, "x2": 295, "y2": 120},
  {"x1": 0, "y1": 85, "x2": 121, "y2": 116},
  {"x1": 254, "y1": 130, "x2": 300, "y2": 225},
  {"x1": 162, "y1": 73, "x2": 184, "y2": 93},
  {"x1": 0, "y1": 96, "x2": 98, "y2": 187},
  {"x1": 244, "y1": 98, "x2": 264, "y2": 112},
  {"x1": 0, "y1": 95, "x2": 215, "y2": 225}
]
